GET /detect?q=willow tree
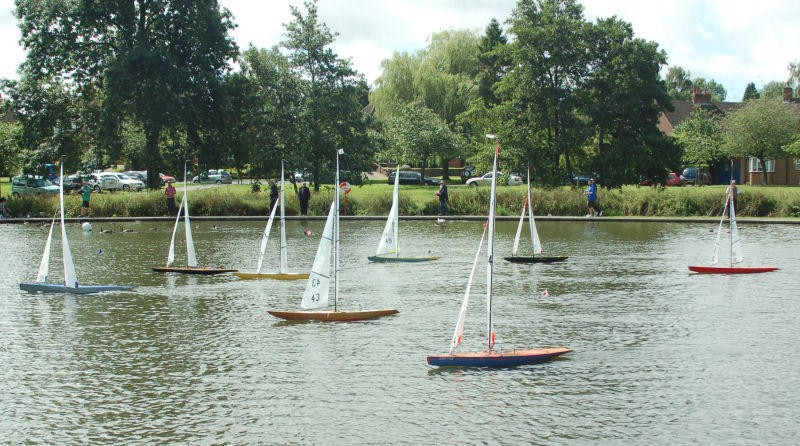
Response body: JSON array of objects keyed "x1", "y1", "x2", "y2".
[{"x1": 14, "y1": 0, "x2": 237, "y2": 188}]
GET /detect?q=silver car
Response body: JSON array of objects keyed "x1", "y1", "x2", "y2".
[{"x1": 192, "y1": 169, "x2": 233, "y2": 184}]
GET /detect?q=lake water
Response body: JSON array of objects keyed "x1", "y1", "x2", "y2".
[{"x1": 1, "y1": 218, "x2": 798, "y2": 444}]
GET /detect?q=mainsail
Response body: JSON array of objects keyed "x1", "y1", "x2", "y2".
[
  {"x1": 36, "y1": 210, "x2": 58, "y2": 283},
  {"x1": 59, "y1": 166, "x2": 79, "y2": 288},
  {"x1": 449, "y1": 223, "x2": 488, "y2": 354},
  {"x1": 300, "y1": 202, "x2": 335, "y2": 309},
  {"x1": 376, "y1": 164, "x2": 400, "y2": 257}
]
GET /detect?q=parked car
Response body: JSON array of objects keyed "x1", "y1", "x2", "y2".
[
  {"x1": 86, "y1": 172, "x2": 120, "y2": 192},
  {"x1": 108, "y1": 173, "x2": 144, "y2": 191},
  {"x1": 666, "y1": 172, "x2": 685, "y2": 187},
  {"x1": 58, "y1": 174, "x2": 87, "y2": 193},
  {"x1": 192, "y1": 169, "x2": 233, "y2": 184},
  {"x1": 680, "y1": 167, "x2": 711, "y2": 186},
  {"x1": 465, "y1": 171, "x2": 523, "y2": 187},
  {"x1": 11, "y1": 174, "x2": 60, "y2": 197},
  {"x1": 388, "y1": 171, "x2": 441, "y2": 186},
  {"x1": 124, "y1": 170, "x2": 146, "y2": 183},
  {"x1": 294, "y1": 169, "x2": 312, "y2": 182}
]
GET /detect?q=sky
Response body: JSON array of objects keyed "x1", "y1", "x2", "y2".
[{"x1": 1, "y1": 0, "x2": 798, "y2": 101}]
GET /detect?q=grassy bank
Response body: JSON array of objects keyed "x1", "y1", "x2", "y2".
[{"x1": 3, "y1": 182, "x2": 800, "y2": 218}]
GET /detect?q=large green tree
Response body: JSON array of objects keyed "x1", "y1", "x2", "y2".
[
  {"x1": 742, "y1": 82, "x2": 760, "y2": 101},
  {"x1": 673, "y1": 108, "x2": 725, "y2": 169},
  {"x1": 283, "y1": 0, "x2": 374, "y2": 190},
  {"x1": 15, "y1": 0, "x2": 238, "y2": 188},
  {"x1": 496, "y1": 0, "x2": 592, "y2": 184},
  {"x1": 583, "y1": 16, "x2": 676, "y2": 186},
  {"x1": 722, "y1": 98, "x2": 800, "y2": 185},
  {"x1": 384, "y1": 102, "x2": 462, "y2": 183}
]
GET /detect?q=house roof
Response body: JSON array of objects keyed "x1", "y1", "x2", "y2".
[{"x1": 657, "y1": 100, "x2": 740, "y2": 136}]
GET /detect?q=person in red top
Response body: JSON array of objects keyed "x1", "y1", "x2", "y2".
[{"x1": 164, "y1": 181, "x2": 177, "y2": 216}]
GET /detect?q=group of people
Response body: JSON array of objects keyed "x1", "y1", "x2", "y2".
[
  {"x1": 163, "y1": 179, "x2": 312, "y2": 217},
  {"x1": 153, "y1": 174, "x2": 739, "y2": 220}
]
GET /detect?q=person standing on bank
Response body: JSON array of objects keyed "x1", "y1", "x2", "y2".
[
  {"x1": 584, "y1": 178, "x2": 602, "y2": 217},
  {"x1": 298, "y1": 182, "x2": 311, "y2": 216},
  {"x1": 164, "y1": 180, "x2": 177, "y2": 216},
  {"x1": 726, "y1": 179, "x2": 739, "y2": 216},
  {"x1": 269, "y1": 180, "x2": 279, "y2": 212},
  {"x1": 80, "y1": 181, "x2": 92, "y2": 217},
  {"x1": 436, "y1": 180, "x2": 449, "y2": 216}
]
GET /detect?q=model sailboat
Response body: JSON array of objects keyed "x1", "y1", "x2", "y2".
[
  {"x1": 368, "y1": 163, "x2": 440, "y2": 262},
  {"x1": 20, "y1": 164, "x2": 135, "y2": 294},
  {"x1": 427, "y1": 137, "x2": 570, "y2": 367},
  {"x1": 504, "y1": 167, "x2": 567, "y2": 264},
  {"x1": 268, "y1": 149, "x2": 399, "y2": 321},
  {"x1": 153, "y1": 163, "x2": 237, "y2": 275},
  {"x1": 235, "y1": 161, "x2": 309, "y2": 280},
  {"x1": 688, "y1": 181, "x2": 777, "y2": 274}
]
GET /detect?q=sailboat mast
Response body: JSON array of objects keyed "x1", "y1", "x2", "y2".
[
  {"x1": 487, "y1": 140, "x2": 499, "y2": 353},
  {"x1": 394, "y1": 163, "x2": 400, "y2": 257},
  {"x1": 729, "y1": 159, "x2": 733, "y2": 267},
  {"x1": 280, "y1": 160, "x2": 288, "y2": 272},
  {"x1": 334, "y1": 150, "x2": 341, "y2": 311}
]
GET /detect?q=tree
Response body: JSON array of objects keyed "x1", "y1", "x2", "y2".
[
  {"x1": 761, "y1": 80, "x2": 789, "y2": 99},
  {"x1": 722, "y1": 98, "x2": 800, "y2": 185},
  {"x1": 497, "y1": 0, "x2": 593, "y2": 184},
  {"x1": 476, "y1": 19, "x2": 508, "y2": 107},
  {"x1": 15, "y1": 0, "x2": 238, "y2": 188},
  {"x1": 665, "y1": 66, "x2": 727, "y2": 101},
  {"x1": 0, "y1": 120, "x2": 21, "y2": 177},
  {"x1": 742, "y1": 82, "x2": 760, "y2": 100},
  {"x1": 282, "y1": 0, "x2": 375, "y2": 190},
  {"x1": 384, "y1": 103, "x2": 462, "y2": 183},
  {"x1": 583, "y1": 16, "x2": 676, "y2": 186},
  {"x1": 673, "y1": 108, "x2": 725, "y2": 169}
]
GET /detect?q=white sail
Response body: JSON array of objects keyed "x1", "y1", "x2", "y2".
[
  {"x1": 279, "y1": 162, "x2": 288, "y2": 273},
  {"x1": 729, "y1": 195, "x2": 744, "y2": 265},
  {"x1": 183, "y1": 169, "x2": 197, "y2": 268},
  {"x1": 527, "y1": 169, "x2": 543, "y2": 254},
  {"x1": 376, "y1": 166, "x2": 400, "y2": 256},
  {"x1": 512, "y1": 197, "x2": 527, "y2": 256},
  {"x1": 710, "y1": 198, "x2": 728, "y2": 265},
  {"x1": 167, "y1": 196, "x2": 184, "y2": 267},
  {"x1": 256, "y1": 195, "x2": 279, "y2": 273},
  {"x1": 59, "y1": 165, "x2": 79, "y2": 288},
  {"x1": 36, "y1": 210, "x2": 58, "y2": 283},
  {"x1": 449, "y1": 222, "x2": 488, "y2": 354},
  {"x1": 301, "y1": 201, "x2": 335, "y2": 309},
  {"x1": 486, "y1": 142, "x2": 498, "y2": 353}
]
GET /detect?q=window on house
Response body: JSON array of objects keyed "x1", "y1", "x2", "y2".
[
  {"x1": 795, "y1": 158, "x2": 800, "y2": 170},
  {"x1": 749, "y1": 157, "x2": 775, "y2": 172}
]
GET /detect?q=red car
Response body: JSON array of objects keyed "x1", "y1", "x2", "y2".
[{"x1": 666, "y1": 172, "x2": 685, "y2": 186}]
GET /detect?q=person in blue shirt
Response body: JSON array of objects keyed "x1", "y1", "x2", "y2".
[{"x1": 584, "y1": 178, "x2": 602, "y2": 217}]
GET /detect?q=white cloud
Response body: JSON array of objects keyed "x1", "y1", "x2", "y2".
[{"x1": 1, "y1": 0, "x2": 798, "y2": 100}]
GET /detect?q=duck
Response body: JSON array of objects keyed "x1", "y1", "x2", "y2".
[
  {"x1": 99, "y1": 226, "x2": 113, "y2": 234},
  {"x1": 212, "y1": 224, "x2": 221, "y2": 230},
  {"x1": 120, "y1": 226, "x2": 136, "y2": 233}
]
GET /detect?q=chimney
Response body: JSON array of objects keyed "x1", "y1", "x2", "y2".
[
  {"x1": 691, "y1": 88, "x2": 712, "y2": 104},
  {"x1": 783, "y1": 82, "x2": 793, "y2": 101}
]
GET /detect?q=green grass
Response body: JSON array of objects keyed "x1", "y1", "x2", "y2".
[{"x1": 2, "y1": 180, "x2": 800, "y2": 218}]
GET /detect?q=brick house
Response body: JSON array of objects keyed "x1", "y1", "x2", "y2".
[{"x1": 657, "y1": 86, "x2": 800, "y2": 185}]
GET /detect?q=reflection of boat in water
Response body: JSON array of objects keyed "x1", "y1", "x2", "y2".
[
  {"x1": 428, "y1": 139, "x2": 570, "y2": 367},
  {"x1": 504, "y1": 166, "x2": 567, "y2": 264},
  {"x1": 234, "y1": 161, "x2": 308, "y2": 280},
  {"x1": 20, "y1": 164, "x2": 135, "y2": 294},
  {"x1": 153, "y1": 162, "x2": 237, "y2": 275},
  {"x1": 269, "y1": 150, "x2": 398, "y2": 322},
  {"x1": 688, "y1": 179, "x2": 777, "y2": 275},
  {"x1": 368, "y1": 163, "x2": 439, "y2": 263}
]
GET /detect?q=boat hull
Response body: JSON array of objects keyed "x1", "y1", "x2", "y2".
[
  {"x1": 427, "y1": 347, "x2": 571, "y2": 367},
  {"x1": 367, "y1": 256, "x2": 440, "y2": 263},
  {"x1": 267, "y1": 309, "x2": 399, "y2": 322},
  {"x1": 688, "y1": 266, "x2": 778, "y2": 274},
  {"x1": 504, "y1": 255, "x2": 568, "y2": 264},
  {"x1": 20, "y1": 282, "x2": 135, "y2": 294},
  {"x1": 233, "y1": 272, "x2": 309, "y2": 280},
  {"x1": 152, "y1": 267, "x2": 238, "y2": 275}
]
